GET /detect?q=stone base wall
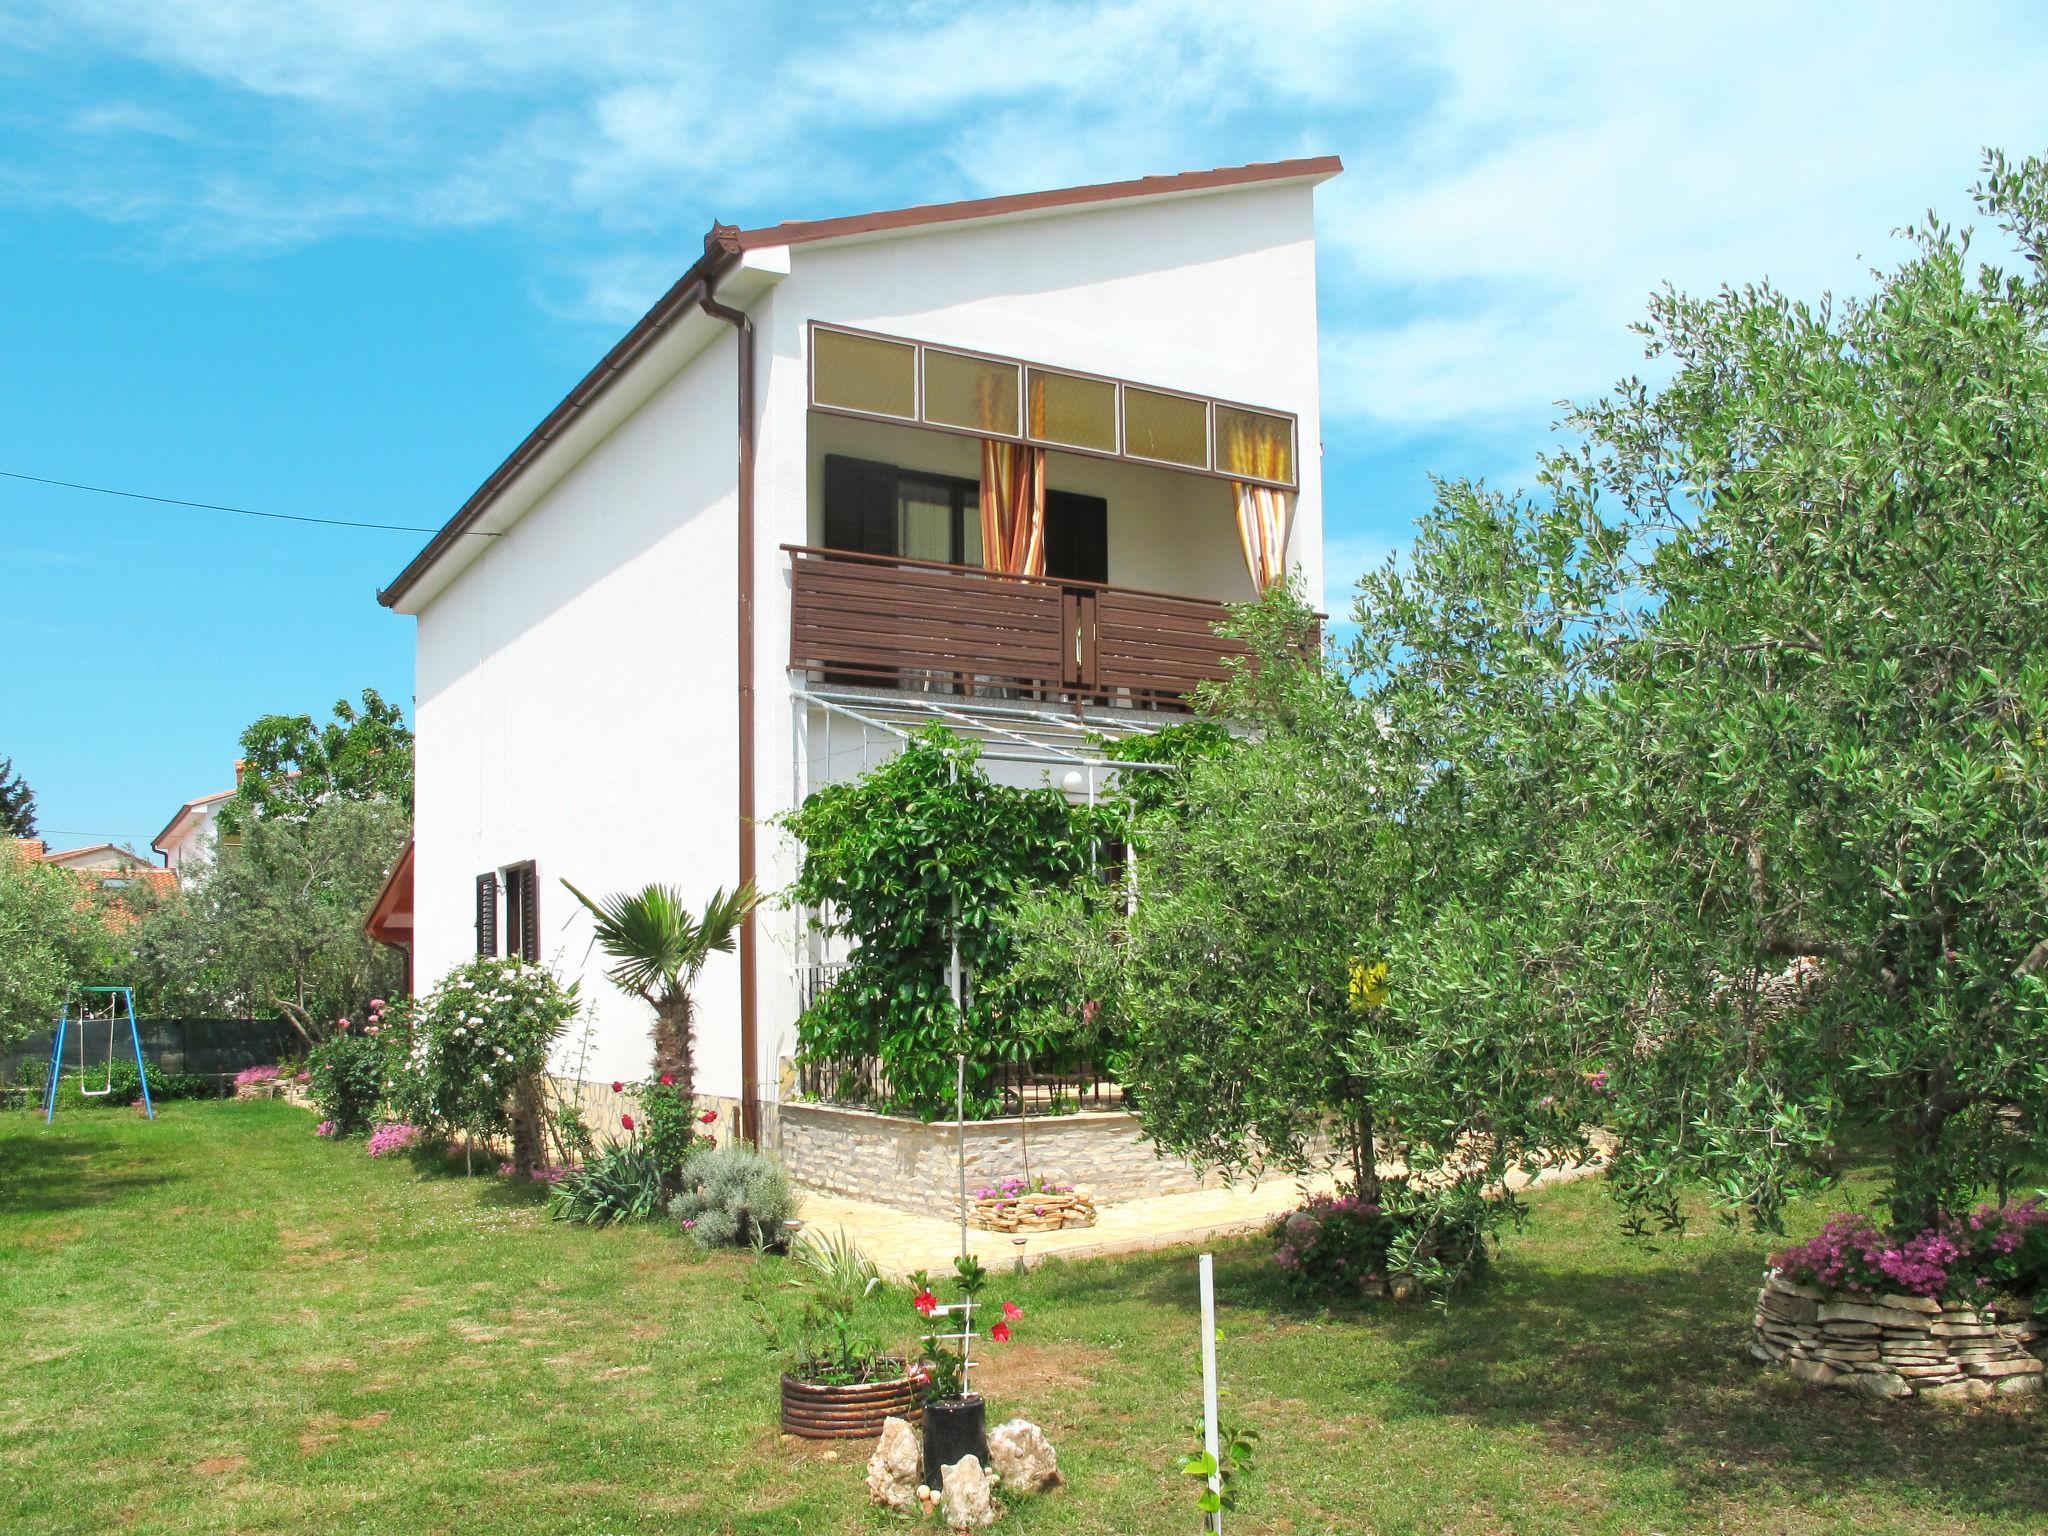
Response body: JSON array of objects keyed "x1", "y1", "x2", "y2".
[
  {"x1": 1752, "y1": 1271, "x2": 2046, "y2": 1401},
  {"x1": 776, "y1": 1101, "x2": 1232, "y2": 1217}
]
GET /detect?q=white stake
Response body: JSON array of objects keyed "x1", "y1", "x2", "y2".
[{"x1": 1199, "y1": 1251, "x2": 1222, "y2": 1533}]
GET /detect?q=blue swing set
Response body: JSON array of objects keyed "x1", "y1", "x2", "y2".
[{"x1": 43, "y1": 986, "x2": 153, "y2": 1122}]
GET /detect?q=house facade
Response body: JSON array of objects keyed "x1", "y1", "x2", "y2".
[
  {"x1": 151, "y1": 786, "x2": 233, "y2": 878},
  {"x1": 379, "y1": 158, "x2": 1338, "y2": 1144}
]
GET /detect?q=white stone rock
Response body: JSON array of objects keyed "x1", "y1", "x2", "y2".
[
  {"x1": 987, "y1": 1418, "x2": 1062, "y2": 1494},
  {"x1": 864, "y1": 1416, "x2": 922, "y2": 1511},
  {"x1": 940, "y1": 1453, "x2": 999, "y2": 1529}
]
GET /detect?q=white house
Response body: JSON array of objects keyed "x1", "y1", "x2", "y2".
[
  {"x1": 151, "y1": 786, "x2": 233, "y2": 878},
  {"x1": 378, "y1": 157, "x2": 1338, "y2": 1148}
]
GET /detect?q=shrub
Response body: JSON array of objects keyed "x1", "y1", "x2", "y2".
[
  {"x1": 1272, "y1": 1179, "x2": 1495, "y2": 1301},
  {"x1": 549, "y1": 1142, "x2": 666, "y2": 1227},
  {"x1": 308, "y1": 1027, "x2": 386, "y2": 1136},
  {"x1": 396, "y1": 959, "x2": 579, "y2": 1157},
  {"x1": 1771, "y1": 1198, "x2": 2048, "y2": 1303},
  {"x1": 670, "y1": 1145, "x2": 799, "y2": 1249}
]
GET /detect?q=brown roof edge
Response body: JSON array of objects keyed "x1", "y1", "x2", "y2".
[
  {"x1": 377, "y1": 228, "x2": 746, "y2": 608},
  {"x1": 734, "y1": 155, "x2": 1342, "y2": 251}
]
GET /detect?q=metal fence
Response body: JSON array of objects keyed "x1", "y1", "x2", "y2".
[
  {"x1": 793, "y1": 962, "x2": 1121, "y2": 1117},
  {"x1": 3, "y1": 1016, "x2": 304, "y2": 1091}
]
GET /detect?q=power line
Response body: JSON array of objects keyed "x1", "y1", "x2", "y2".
[{"x1": 0, "y1": 468, "x2": 494, "y2": 537}]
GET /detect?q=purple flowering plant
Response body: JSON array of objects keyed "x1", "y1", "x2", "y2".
[
  {"x1": 1771, "y1": 1197, "x2": 2048, "y2": 1301},
  {"x1": 233, "y1": 1064, "x2": 281, "y2": 1090},
  {"x1": 365, "y1": 1121, "x2": 426, "y2": 1159}
]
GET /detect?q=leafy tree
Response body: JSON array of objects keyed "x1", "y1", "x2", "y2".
[
  {"x1": 123, "y1": 798, "x2": 408, "y2": 1042},
  {"x1": 0, "y1": 756, "x2": 36, "y2": 838},
  {"x1": 561, "y1": 879, "x2": 758, "y2": 1102},
  {"x1": 781, "y1": 727, "x2": 1109, "y2": 1119},
  {"x1": 0, "y1": 850, "x2": 112, "y2": 1045},
  {"x1": 1016, "y1": 589, "x2": 1581, "y2": 1267},
  {"x1": 218, "y1": 688, "x2": 412, "y2": 833},
  {"x1": 1367, "y1": 148, "x2": 2048, "y2": 1237}
]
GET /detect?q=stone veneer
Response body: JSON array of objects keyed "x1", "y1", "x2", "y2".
[
  {"x1": 1752, "y1": 1271, "x2": 2046, "y2": 1400},
  {"x1": 776, "y1": 1101, "x2": 1230, "y2": 1217}
]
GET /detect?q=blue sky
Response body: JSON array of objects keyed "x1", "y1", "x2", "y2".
[{"x1": 3, "y1": 1, "x2": 2045, "y2": 853}]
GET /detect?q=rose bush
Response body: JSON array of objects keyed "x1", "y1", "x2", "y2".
[{"x1": 394, "y1": 958, "x2": 579, "y2": 1171}]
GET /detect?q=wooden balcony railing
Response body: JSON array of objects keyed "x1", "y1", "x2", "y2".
[{"x1": 785, "y1": 544, "x2": 1247, "y2": 709}]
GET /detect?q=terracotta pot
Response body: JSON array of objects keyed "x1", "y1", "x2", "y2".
[{"x1": 779, "y1": 1366, "x2": 924, "y2": 1439}]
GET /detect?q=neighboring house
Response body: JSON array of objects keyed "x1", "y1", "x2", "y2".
[
  {"x1": 11, "y1": 837, "x2": 177, "y2": 911},
  {"x1": 378, "y1": 157, "x2": 1338, "y2": 1144},
  {"x1": 151, "y1": 786, "x2": 234, "y2": 878}
]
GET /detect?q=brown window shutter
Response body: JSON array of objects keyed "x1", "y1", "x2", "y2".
[
  {"x1": 521, "y1": 864, "x2": 539, "y2": 961},
  {"x1": 475, "y1": 871, "x2": 499, "y2": 956}
]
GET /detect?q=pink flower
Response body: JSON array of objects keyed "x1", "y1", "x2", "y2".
[
  {"x1": 1001, "y1": 1301, "x2": 1023, "y2": 1321},
  {"x1": 369, "y1": 999, "x2": 386, "y2": 1010},
  {"x1": 336, "y1": 1019, "x2": 350, "y2": 1032},
  {"x1": 620, "y1": 1113, "x2": 635, "y2": 1132},
  {"x1": 912, "y1": 1290, "x2": 939, "y2": 1317},
  {"x1": 990, "y1": 1322, "x2": 1012, "y2": 1343}
]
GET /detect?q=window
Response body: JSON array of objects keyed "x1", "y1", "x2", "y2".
[
  {"x1": 823, "y1": 455, "x2": 981, "y2": 566},
  {"x1": 806, "y1": 323, "x2": 1300, "y2": 489},
  {"x1": 813, "y1": 329, "x2": 917, "y2": 419},
  {"x1": 923, "y1": 348, "x2": 1020, "y2": 437},
  {"x1": 1027, "y1": 367, "x2": 1117, "y2": 453},
  {"x1": 502, "y1": 861, "x2": 539, "y2": 962},
  {"x1": 475, "y1": 871, "x2": 499, "y2": 957},
  {"x1": 1214, "y1": 404, "x2": 1295, "y2": 486},
  {"x1": 1122, "y1": 386, "x2": 1209, "y2": 469}
]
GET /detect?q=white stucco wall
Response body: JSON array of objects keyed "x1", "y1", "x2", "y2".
[{"x1": 410, "y1": 335, "x2": 745, "y2": 1089}]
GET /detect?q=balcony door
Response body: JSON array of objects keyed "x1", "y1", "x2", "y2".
[{"x1": 824, "y1": 453, "x2": 1105, "y2": 583}]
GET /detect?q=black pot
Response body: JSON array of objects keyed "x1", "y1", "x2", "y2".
[{"x1": 921, "y1": 1394, "x2": 988, "y2": 1483}]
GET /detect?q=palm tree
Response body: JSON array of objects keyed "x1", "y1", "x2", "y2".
[{"x1": 561, "y1": 879, "x2": 760, "y2": 1098}]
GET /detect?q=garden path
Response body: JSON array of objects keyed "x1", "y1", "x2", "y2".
[{"x1": 792, "y1": 1154, "x2": 1603, "y2": 1276}]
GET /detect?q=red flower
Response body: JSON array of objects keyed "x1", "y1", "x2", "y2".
[
  {"x1": 611, "y1": 1081, "x2": 624, "y2": 1093},
  {"x1": 1001, "y1": 1301, "x2": 1023, "y2": 1321},
  {"x1": 989, "y1": 1321, "x2": 1012, "y2": 1343},
  {"x1": 699, "y1": 1110, "x2": 718, "y2": 1124},
  {"x1": 620, "y1": 1113, "x2": 635, "y2": 1131},
  {"x1": 659, "y1": 1073, "x2": 675, "y2": 1086},
  {"x1": 912, "y1": 1289, "x2": 939, "y2": 1316}
]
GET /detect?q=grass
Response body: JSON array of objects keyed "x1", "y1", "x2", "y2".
[{"x1": 2, "y1": 1101, "x2": 2042, "y2": 1535}]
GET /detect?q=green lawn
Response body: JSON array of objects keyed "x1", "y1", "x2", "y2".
[{"x1": 2, "y1": 1102, "x2": 2042, "y2": 1535}]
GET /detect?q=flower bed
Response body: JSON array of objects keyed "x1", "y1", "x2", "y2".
[
  {"x1": 1753, "y1": 1201, "x2": 2048, "y2": 1400},
  {"x1": 968, "y1": 1176, "x2": 1097, "y2": 1233},
  {"x1": 233, "y1": 1064, "x2": 282, "y2": 1099}
]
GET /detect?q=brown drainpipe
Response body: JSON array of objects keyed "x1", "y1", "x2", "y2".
[{"x1": 698, "y1": 283, "x2": 761, "y2": 1147}]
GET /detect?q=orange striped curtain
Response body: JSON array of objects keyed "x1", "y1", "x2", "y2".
[
  {"x1": 979, "y1": 440, "x2": 1047, "y2": 576},
  {"x1": 1232, "y1": 482, "x2": 1295, "y2": 593}
]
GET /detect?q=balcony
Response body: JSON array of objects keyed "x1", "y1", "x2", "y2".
[{"x1": 785, "y1": 544, "x2": 1246, "y2": 710}]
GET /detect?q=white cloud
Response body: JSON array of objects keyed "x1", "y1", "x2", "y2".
[{"x1": 7, "y1": 0, "x2": 2046, "y2": 445}]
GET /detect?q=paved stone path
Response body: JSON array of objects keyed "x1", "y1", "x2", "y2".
[
  {"x1": 792, "y1": 1153, "x2": 1608, "y2": 1276},
  {"x1": 793, "y1": 1172, "x2": 1342, "y2": 1276}
]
